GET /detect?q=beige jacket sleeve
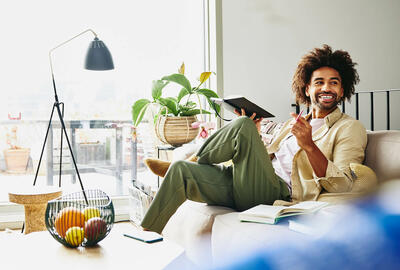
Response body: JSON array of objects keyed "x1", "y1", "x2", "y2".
[{"x1": 315, "y1": 120, "x2": 367, "y2": 193}]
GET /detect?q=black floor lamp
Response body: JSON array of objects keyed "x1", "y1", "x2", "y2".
[{"x1": 32, "y1": 29, "x2": 114, "y2": 204}]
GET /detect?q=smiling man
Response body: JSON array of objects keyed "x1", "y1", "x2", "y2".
[
  {"x1": 269, "y1": 44, "x2": 366, "y2": 202},
  {"x1": 141, "y1": 45, "x2": 367, "y2": 234}
]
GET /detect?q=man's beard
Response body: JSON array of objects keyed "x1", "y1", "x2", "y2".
[{"x1": 313, "y1": 92, "x2": 340, "y2": 111}]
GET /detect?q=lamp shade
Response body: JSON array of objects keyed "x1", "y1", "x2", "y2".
[{"x1": 85, "y1": 37, "x2": 114, "y2": 70}]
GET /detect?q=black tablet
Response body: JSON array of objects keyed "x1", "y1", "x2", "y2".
[{"x1": 220, "y1": 97, "x2": 274, "y2": 118}]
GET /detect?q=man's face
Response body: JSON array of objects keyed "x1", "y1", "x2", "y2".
[{"x1": 306, "y1": 66, "x2": 344, "y2": 113}]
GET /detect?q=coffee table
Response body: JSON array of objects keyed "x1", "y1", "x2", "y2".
[{"x1": 0, "y1": 222, "x2": 185, "y2": 269}]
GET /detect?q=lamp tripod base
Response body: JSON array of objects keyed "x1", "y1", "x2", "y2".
[{"x1": 32, "y1": 101, "x2": 88, "y2": 203}]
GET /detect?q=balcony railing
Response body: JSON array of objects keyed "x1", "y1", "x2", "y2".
[{"x1": 292, "y1": 89, "x2": 400, "y2": 131}]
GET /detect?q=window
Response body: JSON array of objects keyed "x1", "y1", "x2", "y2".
[{"x1": 0, "y1": 0, "x2": 207, "y2": 203}]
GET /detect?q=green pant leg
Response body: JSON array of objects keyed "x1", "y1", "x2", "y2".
[
  {"x1": 197, "y1": 116, "x2": 290, "y2": 211},
  {"x1": 141, "y1": 160, "x2": 234, "y2": 234}
]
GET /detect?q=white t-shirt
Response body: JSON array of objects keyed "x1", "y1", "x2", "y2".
[{"x1": 271, "y1": 118, "x2": 325, "y2": 191}]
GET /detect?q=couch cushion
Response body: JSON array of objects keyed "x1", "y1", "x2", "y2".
[
  {"x1": 350, "y1": 163, "x2": 378, "y2": 193},
  {"x1": 162, "y1": 200, "x2": 234, "y2": 265},
  {"x1": 365, "y1": 130, "x2": 400, "y2": 182}
]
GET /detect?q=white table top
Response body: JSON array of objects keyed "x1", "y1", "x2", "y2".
[
  {"x1": 0, "y1": 222, "x2": 185, "y2": 270},
  {"x1": 8, "y1": 185, "x2": 62, "y2": 196}
]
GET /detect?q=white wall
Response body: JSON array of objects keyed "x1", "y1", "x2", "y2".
[{"x1": 217, "y1": 0, "x2": 400, "y2": 129}]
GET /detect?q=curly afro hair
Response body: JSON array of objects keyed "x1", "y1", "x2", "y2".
[{"x1": 292, "y1": 44, "x2": 360, "y2": 106}]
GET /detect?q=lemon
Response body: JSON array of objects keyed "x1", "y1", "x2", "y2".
[{"x1": 65, "y1": 227, "x2": 84, "y2": 247}]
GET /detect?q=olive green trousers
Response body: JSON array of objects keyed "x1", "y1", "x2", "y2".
[{"x1": 141, "y1": 116, "x2": 290, "y2": 233}]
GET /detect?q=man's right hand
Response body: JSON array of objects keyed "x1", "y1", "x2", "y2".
[{"x1": 234, "y1": 108, "x2": 263, "y2": 133}]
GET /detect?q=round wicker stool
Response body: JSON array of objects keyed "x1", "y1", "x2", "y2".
[{"x1": 9, "y1": 186, "x2": 62, "y2": 234}]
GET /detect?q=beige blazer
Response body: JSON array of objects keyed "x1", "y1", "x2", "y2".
[{"x1": 267, "y1": 107, "x2": 367, "y2": 203}]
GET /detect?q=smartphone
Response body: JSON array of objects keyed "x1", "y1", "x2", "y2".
[{"x1": 123, "y1": 230, "x2": 163, "y2": 243}]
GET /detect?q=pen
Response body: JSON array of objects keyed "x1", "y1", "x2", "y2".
[{"x1": 295, "y1": 109, "x2": 304, "y2": 122}]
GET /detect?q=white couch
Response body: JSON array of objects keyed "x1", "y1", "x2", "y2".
[{"x1": 162, "y1": 130, "x2": 400, "y2": 265}]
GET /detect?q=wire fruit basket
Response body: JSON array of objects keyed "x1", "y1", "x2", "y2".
[{"x1": 45, "y1": 189, "x2": 114, "y2": 248}]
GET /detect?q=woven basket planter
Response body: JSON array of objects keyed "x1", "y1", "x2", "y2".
[{"x1": 155, "y1": 116, "x2": 199, "y2": 147}]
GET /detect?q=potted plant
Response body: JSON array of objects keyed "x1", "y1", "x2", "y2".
[
  {"x1": 4, "y1": 126, "x2": 31, "y2": 173},
  {"x1": 131, "y1": 63, "x2": 220, "y2": 146}
]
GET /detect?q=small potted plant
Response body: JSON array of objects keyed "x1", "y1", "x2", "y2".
[
  {"x1": 131, "y1": 63, "x2": 220, "y2": 146},
  {"x1": 4, "y1": 126, "x2": 31, "y2": 173}
]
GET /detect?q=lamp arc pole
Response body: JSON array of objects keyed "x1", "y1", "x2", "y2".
[{"x1": 33, "y1": 29, "x2": 114, "y2": 205}]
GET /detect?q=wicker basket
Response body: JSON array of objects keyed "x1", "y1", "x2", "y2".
[{"x1": 155, "y1": 116, "x2": 199, "y2": 147}]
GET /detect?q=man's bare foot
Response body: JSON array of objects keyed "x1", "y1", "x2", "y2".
[
  {"x1": 187, "y1": 154, "x2": 198, "y2": 162},
  {"x1": 144, "y1": 155, "x2": 198, "y2": 178},
  {"x1": 144, "y1": 158, "x2": 171, "y2": 177}
]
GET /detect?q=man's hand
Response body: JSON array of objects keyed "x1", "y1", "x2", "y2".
[
  {"x1": 290, "y1": 112, "x2": 313, "y2": 151},
  {"x1": 290, "y1": 112, "x2": 328, "y2": 178},
  {"x1": 234, "y1": 108, "x2": 263, "y2": 133}
]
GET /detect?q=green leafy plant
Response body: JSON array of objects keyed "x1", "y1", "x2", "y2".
[{"x1": 132, "y1": 63, "x2": 220, "y2": 127}]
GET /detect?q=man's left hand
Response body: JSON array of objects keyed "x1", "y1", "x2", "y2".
[
  {"x1": 290, "y1": 112, "x2": 314, "y2": 151},
  {"x1": 234, "y1": 108, "x2": 263, "y2": 133}
]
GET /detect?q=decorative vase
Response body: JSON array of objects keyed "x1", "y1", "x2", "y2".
[
  {"x1": 3, "y1": 148, "x2": 30, "y2": 173},
  {"x1": 155, "y1": 115, "x2": 199, "y2": 147}
]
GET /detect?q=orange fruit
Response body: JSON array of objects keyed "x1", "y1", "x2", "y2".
[{"x1": 54, "y1": 207, "x2": 85, "y2": 238}]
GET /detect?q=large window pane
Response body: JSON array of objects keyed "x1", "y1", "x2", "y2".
[{"x1": 0, "y1": 0, "x2": 205, "y2": 202}]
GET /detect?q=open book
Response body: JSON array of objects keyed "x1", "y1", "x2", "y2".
[
  {"x1": 211, "y1": 96, "x2": 274, "y2": 118},
  {"x1": 238, "y1": 201, "x2": 329, "y2": 224}
]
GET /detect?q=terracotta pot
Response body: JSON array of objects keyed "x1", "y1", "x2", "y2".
[
  {"x1": 155, "y1": 116, "x2": 199, "y2": 147},
  {"x1": 3, "y1": 148, "x2": 30, "y2": 173}
]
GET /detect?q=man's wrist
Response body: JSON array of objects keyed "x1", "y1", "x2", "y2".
[{"x1": 302, "y1": 142, "x2": 317, "y2": 153}]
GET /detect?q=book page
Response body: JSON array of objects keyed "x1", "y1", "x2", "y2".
[
  {"x1": 239, "y1": 205, "x2": 286, "y2": 219},
  {"x1": 281, "y1": 201, "x2": 329, "y2": 214}
]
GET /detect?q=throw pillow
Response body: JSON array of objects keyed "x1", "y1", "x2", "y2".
[{"x1": 350, "y1": 163, "x2": 378, "y2": 193}]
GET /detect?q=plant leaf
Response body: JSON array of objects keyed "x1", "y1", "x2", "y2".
[
  {"x1": 178, "y1": 62, "x2": 185, "y2": 75},
  {"x1": 161, "y1": 74, "x2": 192, "y2": 93},
  {"x1": 211, "y1": 102, "x2": 221, "y2": 114},
  {"x1": 177, "y1": 88, "x2": 190, "y2": 103},
  {"x1": 199, "y1": 72, "x2": 212, "y2": 84},
  {"x1": 185, "y1": 101, "x2": 196, "y2": 108},
  {"x1": 178, "y1": 103, "x2": 196, "y2": 113},
  {"x1": 196, "y1": 88, "x2": 220, "y2": 114},
  {"x1": 158, "y1": 97, "x2": 178, "y2": 116},
  {"x1": 152, "y1": 80, "x2": 168, "y2": 100},
  {"x1": 180, "y1": 109, "x2": 211, "y2": 116},
  {"x1": 132, "y1": 99, "x2": 151, "y2": 127},
  {"x1": 196, "y1": 88, "x2": 219, "y2": 99}
]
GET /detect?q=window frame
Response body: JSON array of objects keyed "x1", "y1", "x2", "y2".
[{"x1": 0, "y1": 0, "x2": 216, "y2": 229}]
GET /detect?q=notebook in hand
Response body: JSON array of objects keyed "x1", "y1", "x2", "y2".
[
  {"x1": 238, "y1": 201, "x2": 329, "y2": 224},
  {"x1": 211, "y1": 96, "x2": 274, "y2": 118}
]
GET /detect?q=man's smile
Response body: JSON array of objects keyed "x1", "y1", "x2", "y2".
[{"x1": 317, "y1": 92, "x2": 337, "y2": 103}]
